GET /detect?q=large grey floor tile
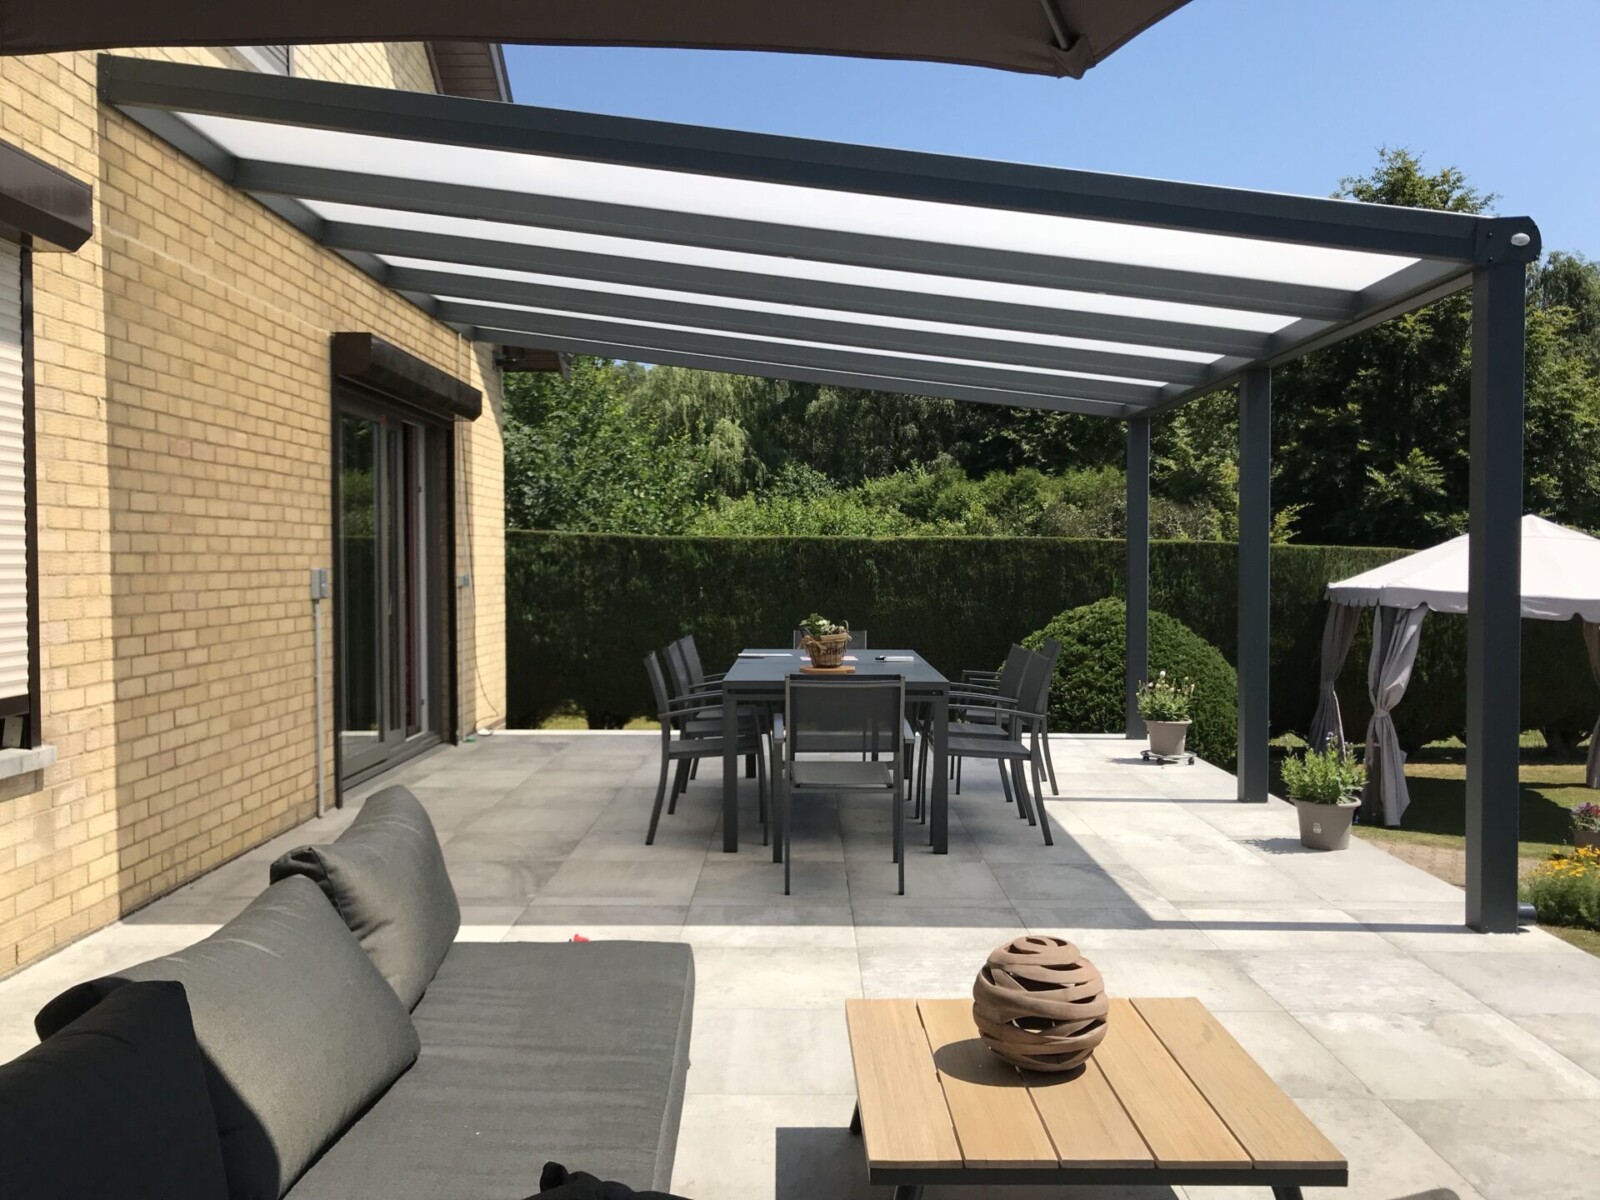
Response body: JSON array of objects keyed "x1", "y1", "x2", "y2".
[
  {"x1": 684, "y1": 904, "x2": 857, "y2": 949},
  {"x1": 1183, "y1": 905, "x2": 1399, "y2": 954},
  {"x1": 1085, "y1": 948, "x2": 1283, "y2": 1011},
  {"x1": 694, "y1": 859, "x2": 849, "y2": 906},
  {"x1": 688, "y1": 1007, "x2": 855, "y2": 1096},
  {"x1": 1508, "y1": 1012, "x2": 1600, "y2": 1077},
  {"x1": 507, "y1": 904, "x2": 687, "y2": 943},
  {"x1": 1415, "y1": 949, "x2": 1600, "y2": 1015},
  {"x1": 531, "y1": 856, "x2": 705, "y2": 905},
  {"x1": 1299, "y1": 1010, "x2": 1600, "y2": 1101},
  {"x1": 1236, "y1": 950, "x2": 1486, "y2": 1014},
  {"x1": 1392, "y1": 1100, "x2": 1600, "y2": 1200},
  {"x1": 1208, "y1": 1009, "x2": 1372, "y2": 1098},
  {"x1": 673, "y1": 1093, "x2": 865, "y2": 1200},
  {"x1": 693, "y1": 946, "x2": 862, "y2": 1009},
  {"x1": 1018, "y1": 901, "x2": 1214, "y2": 950}
]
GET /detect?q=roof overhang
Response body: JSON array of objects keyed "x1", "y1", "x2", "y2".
[
  {"x1": 0, "y1": 139, "x2": 94, "y2": 251},
  {"x1": 9, "y1": 2, "x2": 1188, "y2": 79},
  {"x1": 97, "y1": 54, "x2": 1541, "y2": 420}
]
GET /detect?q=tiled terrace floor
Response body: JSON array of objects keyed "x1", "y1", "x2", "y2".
[{"x1": 6, "y1": 732, "x2": 1600, "y2": 1199}]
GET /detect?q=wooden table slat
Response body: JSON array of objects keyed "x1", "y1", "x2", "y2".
[
  {"x1": 1092, "y1": 998, "x2": 1252, "y2": 1170},
  {"x1": 916, "y1": 999, "x2": 1059, "y2": 1168},
  {"x1": 1027, "y1": 1056, "x2": 1155, "y2": 1169},
  {"x1": 1133, "y1": 998, "x2": 1346, "y2": 1172},
  {"x1": 845, "y1": 998, "x2": 963, "y2": 1170}
]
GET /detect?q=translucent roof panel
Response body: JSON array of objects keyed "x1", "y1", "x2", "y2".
[
  {"x1": 306, "y1": 202, "x2": 1300, "y2": 335},
  {"x1": 191, "y1": 113, "x2": 1418, "y2": 291},
  {"x1": 443, "y1": 296, "x2": 1173, "y2": 388},
  {"x1": 384, "y1": 255, "x2": 1224, "y2": 365}
]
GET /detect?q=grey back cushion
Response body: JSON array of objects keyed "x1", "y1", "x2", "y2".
[
  {"x1": 270, "y1": 785, "x2": 460, "y2": 1009},
  {"x1": 35, "y1": 876, "x2": 420, "y2": 1200}
]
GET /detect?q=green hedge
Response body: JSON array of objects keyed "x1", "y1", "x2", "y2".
[
  {"x1": 506, "y1": 532, "x2": 1599, "y2": 746},
  {"x1": 1023, "y1": 598, "x2": 1238, "y2": 767}
]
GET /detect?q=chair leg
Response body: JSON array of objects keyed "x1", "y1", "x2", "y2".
[
  {"x1": 1041, "y1": 729, "x2": 1060, "y2": 796},
  {"x1": 1011, "y1": 759, "x2": 1037, "y2": 826},
  {"x1": 646, "y1": 752, "x2": 672, "y2": 845},
  {"x1": 689, "y1": 759, "x2": 700, "y2": 780},
  {"x1": 756, "y1": 750, "x2": 769, "y2": 847},
  {"x1": 895, "y1": 784, "x2": 905, "y2": 896},
  {"x1": 782, "y1": 778, "x2": 792, "y2": 896},
  {"x1": 916, "y1": 732, "x2": 929, "y2": 824},
  {"x1": 997, "y1": 760, "x2": 1014, "y2": 809},
  {"x1": 668, "y1": 759, "x2": 690, "y2": 814},
  {"x1": 955, "y1": 756, "x2": 962, "y2": 794},
  {"x1": 1032, "y1": 752, "x2": 1053, "y2": 846}
]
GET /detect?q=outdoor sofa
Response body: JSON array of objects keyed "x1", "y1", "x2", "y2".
[{"x1": 2, "y1": 786, "x2": 695, "y2": 1200}]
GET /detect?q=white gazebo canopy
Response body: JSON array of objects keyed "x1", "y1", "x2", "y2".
[{"x1": 1328, "y1": 515, "x2": 1600, "y2": 623}]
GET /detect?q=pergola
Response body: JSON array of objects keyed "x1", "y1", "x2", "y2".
[{"x1": 98, "y1": 55, "x2": 1540, "y2": 931}]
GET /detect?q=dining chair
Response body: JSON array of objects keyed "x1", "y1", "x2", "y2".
[
  {"x1": 792, "y1": 628, "x2": 868, "y2": 650},
  {"x1": 951, "y1": 640, "x2": 1061, "y2": 794},
  {"x1": 776, "y1": 675, "x2": 907, "y2": 894},
  {"x1": 643, "y1": 651, "x2": 768, "y2": 845},
  {"x1": 932, "y1": 653, "x2": 1053, "y2": 846}
]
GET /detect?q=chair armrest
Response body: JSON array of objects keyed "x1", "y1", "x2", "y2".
[
  {"x1": 948, "y1": 689, "x2": 1017, "y2": 707},
  {"x1": 961, "y1": 670, "x2": 1002, "y2": 683}
]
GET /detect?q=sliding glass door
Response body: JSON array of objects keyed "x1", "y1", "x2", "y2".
[{"x1": 335, "y1": 395, "x2": 447, "y2": 782}]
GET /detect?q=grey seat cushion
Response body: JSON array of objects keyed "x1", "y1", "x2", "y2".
[
  {"x1": 287, "y1": 941, "x2": 695, "y2": 1200},
  {"x1": 2, "y1": 981, "x2": 229, "y2": 1200},
  {"x1": 36, "y1": 877, "x2": 421, "y2": 1200},
  {"x1": 272, "y1": 784, "x2": 460, "y2": 1009}
]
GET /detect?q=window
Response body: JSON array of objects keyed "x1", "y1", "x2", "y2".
[
  {"x1": 0, "y1": 237, "x2": 36, "y2": 748},
  {"x1": 236, "y1": 46, "x2": 292, "y2": 76}
]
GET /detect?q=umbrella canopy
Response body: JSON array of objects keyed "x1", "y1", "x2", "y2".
[
  {"x1": 0, "y1": 0, "x2": 1189, "y2": 77},
  {"x1": 1327, "y1": 515, "x2": 1600, "y2": 623}
]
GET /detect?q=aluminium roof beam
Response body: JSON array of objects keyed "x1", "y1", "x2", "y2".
[
  {"x1": 393, "y1": 267, "x2": 1228, "y2": 386},
  {"x1": 98, "y1": 55, "x2": 1528, "y2": 262},
  {"x1": 435, "y1": 299, "x2": 1166, "y2": 407},
  {"x1": 478, "y1": 327, "x2": 1138, "y2": 418}
]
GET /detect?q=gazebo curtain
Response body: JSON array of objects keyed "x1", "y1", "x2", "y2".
[
  {"x1": 1586, "y1": 620, "x2": 1600, "y2": 789},
  {"x1": 1363, "y1": 605, "x2": 1428, "y2": 826},
  {"x1": 1309, "y1": 603, "x2": 1361, "y2": 751}
]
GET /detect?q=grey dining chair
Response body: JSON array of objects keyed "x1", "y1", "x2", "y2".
[
  {"x1": 776, "y1": 675, "x2": 907, "y2": 895},
  {"x1": 933, "y1": 651, "x2": 1053, "y2": 846},
  {"x1": 643, "y1": 651, "x2": 768, "y2": 845}
]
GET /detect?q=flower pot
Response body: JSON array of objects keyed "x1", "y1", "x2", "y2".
[
  {"x1": 1574, "y1": 828, "x2": 1600, "y2": 851},
  {"x1": 801, "y1": 630, "x2": 851, "y2": 668},
  {"x1": 1145, "y1": 720, "x2": 1190, "y2": 758},
  {"x1": 1296, "y1": 800, "x2": 1359, "y2": 851}
]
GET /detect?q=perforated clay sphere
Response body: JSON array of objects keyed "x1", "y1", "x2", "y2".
[{"x1": 972, "y1": 935, "x2": 1108, "y2": 1073}]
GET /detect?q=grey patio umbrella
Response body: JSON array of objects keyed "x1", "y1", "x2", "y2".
[{"x1": 0, "y1": 0, "x2": 1190, "y2": 77}]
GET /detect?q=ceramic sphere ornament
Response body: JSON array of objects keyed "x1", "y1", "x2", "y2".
[{"x1": 971, "y1": 935, "x2": 1108, "y2": 1072}]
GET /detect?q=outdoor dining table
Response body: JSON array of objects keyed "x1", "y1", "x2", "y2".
[{"x1": 719, "y1": 648, "x2": 952, "y2": 859}]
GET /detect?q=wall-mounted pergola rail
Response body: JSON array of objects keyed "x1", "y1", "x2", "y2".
[{"x1": 98, "y1": 53, "x2": 1540, "y2": 932}]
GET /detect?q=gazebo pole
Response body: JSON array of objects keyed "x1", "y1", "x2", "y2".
[
  {"x1": 1466, "y1": 257, "x2": 1527, "y2": 933},
  {"x1": 1237, "y1": 367, "x2": 1272, "y2": 802},
  {"x1": 1126, "y1": 416, "x2": 1150, "y2": 738}
]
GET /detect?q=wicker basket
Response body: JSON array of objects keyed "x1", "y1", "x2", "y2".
[{"x1": 801, "y1": 630, "x2": 852, "y2": 668}]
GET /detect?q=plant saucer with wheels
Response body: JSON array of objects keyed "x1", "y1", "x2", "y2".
[
  {"x1": 1283, "y1": 739, "x2": 1365, "y2": 851},
  {"x1": 1137, "y1": 671, "x2": 1196, "y2": 764}
]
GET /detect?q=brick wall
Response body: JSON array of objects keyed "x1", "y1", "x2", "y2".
[{"x1": 0, "y1": 43, "x2": 508, "y2": 974}]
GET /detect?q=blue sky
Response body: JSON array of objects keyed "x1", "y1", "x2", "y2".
[{"x1": 504, "y1": 0, "x2": 1599, "y2": 259}]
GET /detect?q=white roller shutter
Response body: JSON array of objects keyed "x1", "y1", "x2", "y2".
[{"x1": 0, "y1": 240, "x2": 30, "y2": 702}]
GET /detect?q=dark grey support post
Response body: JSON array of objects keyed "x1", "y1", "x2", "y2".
[
  {"x1": 1125, "y1": 416, "x2": 1151, "y2": 737},
  {"x1": 1237, "y1": 367, "x2": 1271, "y2": 802},
  {"x1": 1465, "y1": 259, "x2": 1526, "y2": 932}
]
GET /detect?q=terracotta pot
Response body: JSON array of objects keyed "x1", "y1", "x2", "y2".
[
  {"x1": 801, "y1": 630, "x2": 851, "y2": 668},
  {"x1": 1573, "y1": 828, "x2": 1600, "y2": 851},
  {"x1": 1296, "y1": 799, "x2": 1358, "y2": 851},
  {"x1": 1145, "y1": 720, "x2": 1190, "y2": 758}
]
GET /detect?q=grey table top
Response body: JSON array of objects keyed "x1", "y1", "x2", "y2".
[{"x1": 720, "y1": 648, "x2": 950, "y2": 693}]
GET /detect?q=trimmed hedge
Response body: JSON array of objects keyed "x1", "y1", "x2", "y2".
[
  {"x1": 505, "y1": 532, "x2": 1599, "y2": 747},
  {"x1": 1023, "y1": 598, "x2": 1238, "y2": 767}
]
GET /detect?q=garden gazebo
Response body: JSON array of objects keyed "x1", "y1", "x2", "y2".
[
  {"x1": 1313, "y1": 515, "x2": 1600, "y2": 827},
  {"x1": 93, "y1": 56, "x2": 1539, "y2": 930}
]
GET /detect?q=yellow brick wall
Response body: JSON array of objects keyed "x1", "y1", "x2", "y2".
[{"x1": 0, "y1": 43, "x2": 507, "y2": 975}]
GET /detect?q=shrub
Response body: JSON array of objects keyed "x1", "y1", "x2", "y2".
[
  {"x1": 1521, "y1": 848, "x2": 1600, "y2": 930},
  {"x1": 1023, "y1": 598, "x2": 1238, "y2": 768},
  {"x1": 1281, "y1": 741, "x2": 1365, "y2": 804}
]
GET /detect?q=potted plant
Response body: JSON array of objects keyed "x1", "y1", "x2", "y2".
[
  {"x1": 798, "y1": 612, "x2": 852, "y2": 668},
  {"x1": 1572, "y1": 802, "x2": 1600, "y2": 851},
  {"x1": 1137, "y1": 671, "x2": 1195, "y2": 757},
  {"x1": 1282, "y1": 740, "x2": 1366, "y2": 851}
]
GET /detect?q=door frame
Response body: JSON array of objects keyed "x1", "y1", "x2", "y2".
[{"x1": 329, "y1": 381, "x2": 459, "y2": 800}]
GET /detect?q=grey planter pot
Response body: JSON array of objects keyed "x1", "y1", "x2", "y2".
[
  {"x1": 1574, "y1": 828, "x2": 1600, "y2": 851},
  {"x1": 1146, "y1": 720, "x2": 1190, "y2": 758},
  {"x1": 1296, "y1": 800, "x2": 1359, "y2": 851}
]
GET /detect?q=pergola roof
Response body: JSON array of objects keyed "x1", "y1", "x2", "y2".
[
  {"x1": 99, "y1": 55, "x2": 1542, "y2": 420},
  {"x1": 11, "y1": 2, "x2": 1188, "y2": 79}
]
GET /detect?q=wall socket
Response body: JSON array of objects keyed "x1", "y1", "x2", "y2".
[{"x1": 309, "y1": 567, "x2": 330, "y2": 600}]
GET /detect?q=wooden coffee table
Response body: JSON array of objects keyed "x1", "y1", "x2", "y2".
[{"x1": 845, "y1": 997, "x2": 1346, "y2": 1200}]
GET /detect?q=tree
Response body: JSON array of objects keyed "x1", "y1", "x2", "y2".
[
  {"x1": 1273, "y1": 149, "x2": 1600, "y2": 545},
  {"x1": 503, "y1": 358, "x2": 705, "y2": 533}
]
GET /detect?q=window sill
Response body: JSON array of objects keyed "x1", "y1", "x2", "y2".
[{"x1": 0, "y1": 744, "x2": 55, "y2": 782}]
